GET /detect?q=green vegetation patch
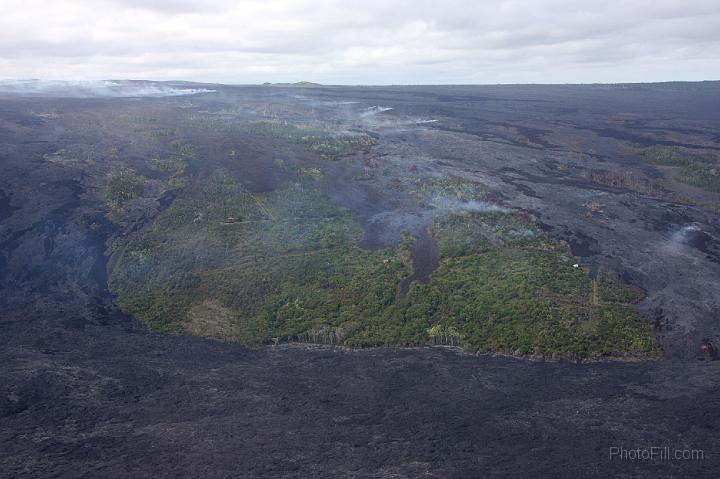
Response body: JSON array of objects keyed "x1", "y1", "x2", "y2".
[
  {"x1": 409, "y1": 174, "x2": 487, "y2": 207},
  {"x1": 109, "y1": 169, "x2": 659, "y2": 359},
  {"x1": 241, "y1": 121, "x2": 372, "y2": 158},
  {"x1": 640, "y1": 147, "x2": 720, "y2": 192},
  {"x1": 432, "y1": 211, "x2": 537, "y2": 258},
  {"x1": 385, "y1": 203, "x2": 659, "y2": 359},
  {"x1": 399, "y1": 245, "x2": 657, "y2": 359},
  {"x1": 595, "y1": 269, "x2": 645, "y2": 304},
  {"x1": 150, "y1": 158, "x2": 188, "y2": 188},
  {"x1": 108, "y1": 169, "x2": 408, "y2": 344},
  {"x1": 188, "y1": 117, "x2": 372, "y2": 159},
  {"x1": 103, "y1": 167, "x2": 148, "y2": 221},
  {"x1": 299, "y1": 167, "x2": 324, "y2": 180},
  {"x1": 171, "y1": 139, "x2": 194, "y2": 158}
]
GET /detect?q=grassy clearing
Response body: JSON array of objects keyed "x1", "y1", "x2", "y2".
[{"x1": 109, "y1": 169, "x2": 659, "y2": 359}]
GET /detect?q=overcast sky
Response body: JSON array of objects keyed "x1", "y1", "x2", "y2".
[{"x1": 1, "y1": 0, "x2": 719, "y2": 85}]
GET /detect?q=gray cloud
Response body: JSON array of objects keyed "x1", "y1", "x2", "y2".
[{"x1": 0, "y1": 0, "x2": 718, "y2": 84}]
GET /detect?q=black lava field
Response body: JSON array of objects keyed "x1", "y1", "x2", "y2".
[{"x1": 2, "y1": 81, "x2": 720, "y2": 478}]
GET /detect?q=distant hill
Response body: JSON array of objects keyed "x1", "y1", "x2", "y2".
[{"x1": 262, "y1": 81, "x2": 323, "y2": 87}]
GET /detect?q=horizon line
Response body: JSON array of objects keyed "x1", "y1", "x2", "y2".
[{"x1": 2, "y1": 78, "x2": 719, "y2": 88}]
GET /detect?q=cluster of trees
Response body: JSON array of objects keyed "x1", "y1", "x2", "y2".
[
  {"x1": 103, "y1": 167, "x2": 147, "y2": 212},
  {"x1": 109, "y1": 169, "x2": 659, "y2": 360},
  {"x1": 640, "y1": 147, "x2": 720, "y2": 193}
]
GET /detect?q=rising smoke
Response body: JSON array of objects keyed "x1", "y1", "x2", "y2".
[{"x1": 0, "y1": 80, "x2": 216, "y2": 98}]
